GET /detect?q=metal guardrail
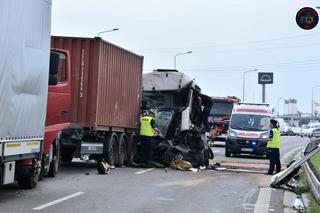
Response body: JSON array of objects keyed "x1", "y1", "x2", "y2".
[{"x1": 304, "y1": 139, "x2": 320, "y2": 203}]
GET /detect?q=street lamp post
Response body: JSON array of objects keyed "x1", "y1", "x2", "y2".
[
  {"x1": 96, "y1": 28, "x2": 119, "y2": 37},
  {"x1": 311, "y1": 85, "x2": 320, "y2": 122},
  {"x1": 174, "y1": 51, "x2": 192, "y2": 70},
  {"x1": 242, "y1": 69, "x2": 258, "y2": 102}
]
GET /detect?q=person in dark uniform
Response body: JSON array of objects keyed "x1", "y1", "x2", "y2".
[
  {"x1": 266, "y1": 119, "x2": 281, "y2": 175},
  {"x1": 198, "y1": 94, "x2": 213, "y2": 132},
  {"x1": 139, "y1": 110, "x2": 160, "y2": 165}
]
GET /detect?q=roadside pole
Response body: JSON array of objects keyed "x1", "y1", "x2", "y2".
[{"x1": 258, "y1": 72, "x2": 273, "y2": 103}]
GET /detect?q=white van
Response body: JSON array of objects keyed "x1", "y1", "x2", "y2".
[
  {"x1": 225, "y1": 103, "x2": 273, "y2": 157},
  {"x1": 275, "y1": 118, "x2": 287, "y2": 135}
]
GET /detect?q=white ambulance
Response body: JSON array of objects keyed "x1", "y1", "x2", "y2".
[{"x1": 225, "y1": 103, "x2": 273, "y2": 157}]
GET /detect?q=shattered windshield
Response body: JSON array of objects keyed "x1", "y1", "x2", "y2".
[
  {"x1": 230, "y1": 114, "x2": 270, "y2": 131},
  {"x1": 143, "y1": 90, "x2": 190, "y2": 109},
  {"x1": 155, "y1": 111, "x2": 174, "y2": 136}
]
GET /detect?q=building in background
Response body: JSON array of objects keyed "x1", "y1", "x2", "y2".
[{"x1": 283, "y1": 99, "x2": 298, "y2": 115}]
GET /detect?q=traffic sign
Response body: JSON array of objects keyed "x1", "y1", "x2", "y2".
[
  {"x1": 296, "y1": 7, "x2": 319, "y2": 30},
  {"x1": 258, "y1": 72, "x2": 273, "y2": 85}
]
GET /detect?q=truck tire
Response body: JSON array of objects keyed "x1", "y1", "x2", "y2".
[
  {"x1": 105, "y1": 133, "x2": 118, "y2": 166},
  {"x1": 17, "y1": 165, "x2": 39, "y2": 189},
  {"x1": 47, "y1": 141, "x2": 60, "y2": 177},
  {"x1": 126, "y1": 134, "x2": 137, "y2": 165},
  {"x1": 117, "y1": 133, "x2": 127, "y2": 167}
]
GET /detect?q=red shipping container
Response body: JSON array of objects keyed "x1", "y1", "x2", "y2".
[{"x1": 51, "y1": 36, "x2": 143, "y2": 132}]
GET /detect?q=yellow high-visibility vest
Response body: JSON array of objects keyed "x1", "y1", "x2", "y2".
[
  {"x1": 267, "y1": 128, "x2": 280, "y2": 149},
  {"x1": 139, "y1": 116, "x2": 154, "y2": 137}
]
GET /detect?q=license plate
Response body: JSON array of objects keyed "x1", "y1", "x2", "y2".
[
  {"x1": 88, "y1": 146, "x2": 97, "y2": 151},
  {"x1": 241, "y1": 148, "x2": 253, "y2": 152}
]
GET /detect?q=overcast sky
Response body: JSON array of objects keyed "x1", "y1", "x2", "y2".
[{"x1": 52, "y1": 0, "x2": 320, "y2": 113}]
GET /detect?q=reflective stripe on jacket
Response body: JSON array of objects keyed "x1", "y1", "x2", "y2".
[
  {"x1": 267, "y1": 128, "x2": 280, "y2": 149},
  {"x1": 139, "y1": 116, "x2": 154, "y2": 137}
]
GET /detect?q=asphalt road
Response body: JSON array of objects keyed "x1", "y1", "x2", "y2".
[{"x1": 0, "y1": 136, "x2": 309, "y2": 213}]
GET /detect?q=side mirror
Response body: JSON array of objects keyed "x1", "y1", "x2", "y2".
[
  {"x1": 48, "y1": 74, "x2": 58, "y2": 86},
  {"x1": 49, "y1": 51, "x2": 60, "y2": 75}
]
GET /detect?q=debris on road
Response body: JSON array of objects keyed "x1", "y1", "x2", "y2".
[
  {"x1": 170, "y1": 160, "x2": 193, "y2": 171},
  {"x1": 97, "y1": 161, "x2": 111, "y2": 175},
  {"x1": 270, "y1": 144, "x2": 320, "y2": 188}
]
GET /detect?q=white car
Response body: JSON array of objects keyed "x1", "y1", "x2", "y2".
[
  {"x1": 311, "y1": 128, "x2": 320, "y2": 138},
  {"x1": 301, "y1": 127, "x2": 318, "y2": 137},
  {"x1": 288, "y1": 127, "x2": 301, "y2": 136},
  {"x1": 299, "y1": 125, "x2": 311, "y2": 137}
]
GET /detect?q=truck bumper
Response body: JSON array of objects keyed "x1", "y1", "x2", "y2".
[{"x1": 81, "y1": 142, "x2": 104, "y2": 154}]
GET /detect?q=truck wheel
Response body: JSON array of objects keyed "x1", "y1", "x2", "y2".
[
  {"x1": 126, "y1": 134, "x2": 137, "y2": 165},
  {"x1": 17, "y1": 165, "x2": 39, "y2": 189},
  {"x1": 105, "y1": 133, "x2": 118, "y2": 166},
  {"x1": 117, "y1": 133, "x2": 127, "y2": 167},
  {"x1": 47, "y1": 142, "x2": 60, "y2": 177}
]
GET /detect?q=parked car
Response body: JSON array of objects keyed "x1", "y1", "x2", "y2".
[
  {"x1": 311, "y1": 128, "x2": 320, "y2": 138},
  {"x1": 284, "y1": 126, "x2": 295, "y2": 136},
  {"x1": 287, "y1": 127, "x2": 301, "y2": 136}
]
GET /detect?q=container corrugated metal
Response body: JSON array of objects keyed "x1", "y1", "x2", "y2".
[{"x1": 51, "y1": 36, "x2": 143, "y2": 132}]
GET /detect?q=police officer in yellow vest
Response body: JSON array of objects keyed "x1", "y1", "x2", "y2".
[
  {"x1": 266, "y1": 119, "x2": 281, "y2": 175},
  {"x1": 139, "y1": 110, "x2": 160, "y2": 164}
]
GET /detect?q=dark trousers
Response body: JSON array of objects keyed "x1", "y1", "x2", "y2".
[
  {"x1": 268, "y1": 148, "x2": 281, "y2": 174},
  {"x1": 140, "y1": 136, "x2": 154, "y2": 163},
  {"x1": 202, "y1": 108, "x2": 211, "y2": 132}
]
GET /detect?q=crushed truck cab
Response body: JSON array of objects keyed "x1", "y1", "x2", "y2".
[{"x1": 142, "y1": 69, "x2": 214, "y2": 167}]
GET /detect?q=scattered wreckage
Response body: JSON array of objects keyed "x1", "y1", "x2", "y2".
[
  {"x1": 134, "y1": 69, "x2": 214, "y2": 169},
  {"x1": 270, "y1": 144, "x2": 320, "y2": 188}
]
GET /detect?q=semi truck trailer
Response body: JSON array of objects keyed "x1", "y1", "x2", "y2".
[
  {"x1": 0, "y1": 0, "x2": 52, "y2": 188},
  {"x1": 45, "y1": 36, "x2": 143, "y2": 172}
]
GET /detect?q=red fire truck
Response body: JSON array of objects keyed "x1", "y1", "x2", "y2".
[{"x1": 208, "y1": 96, "x2": 240, "y2": 141}]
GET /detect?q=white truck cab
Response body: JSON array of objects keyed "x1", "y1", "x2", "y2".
[{"x1": 225, "y1": 103, "x2": 273, "y2": 157}]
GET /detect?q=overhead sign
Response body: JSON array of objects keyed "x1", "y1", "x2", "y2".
[
  {"x1": 296, "y1": 7, "x2": 319, "y2": 30},
  {"x1": 258, "y1": 72, "x2": 273, "y2": 85}
]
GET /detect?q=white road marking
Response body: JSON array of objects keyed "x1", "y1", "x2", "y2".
[
  {"x1": 253, "y1": 188, "x2": 272, "y2": 213},
  {"x1": 135, "y1": 168, "x2": 154, "y2": 175},
  {"x1": 212, "y1": 150, "x2": 221, "y2": 153},
  {"x1": 225, "y1": 168, "x2": 265, "y2": 174},
  {"x1": 33, "y1": 192, "x2": 84, "y2": 210},
  {"x1": 155, "y1": 197, "x2": 174, "y2": 201}
]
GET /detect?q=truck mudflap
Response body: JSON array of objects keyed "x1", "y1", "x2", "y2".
[{"x1": 270, "y1": 144, "x2": 320, "y2": 188}]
